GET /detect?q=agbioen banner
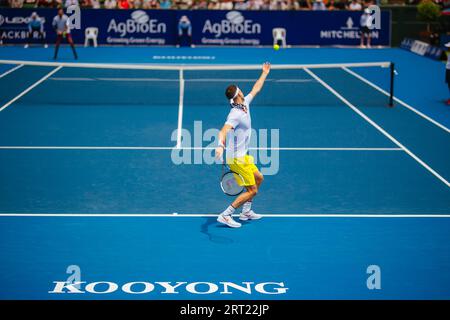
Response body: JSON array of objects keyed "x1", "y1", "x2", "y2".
[{"x1": 0, "y1": 8, "x2": 391, "y2": 46}]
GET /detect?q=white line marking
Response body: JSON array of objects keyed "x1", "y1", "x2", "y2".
[
  {"x1": 50, "y1": 77, "x2": 177, "y2": 82},
  {"x1": 49, "y1": 77, "x2": 315, "y2": 83},
  {"x1": 342, "y1": 66, "x2": 450, "y2": 134},
  {"x1": 250, "y1": 147, "x2": 401, "y2": 151},
  {"x1": 176, "y1": 69, "x2": 185, "y2": 149},
  {"x1": 0, "y1": 146, "x2": 403, "y2": 151},
  {"x1": 0, "y1": 59, "x2": 391, "y2": 71},
  {"x1": 0, "y1": 64, "x2": 24, "y2": 79},
  {"x1": 304, "y1": 68, "x2": 450, "y2": 188},
  {"x1": 50, "y1": 77, "x2": 95, "y2": 81},
  {"x1": 0, "y1": 213, "x2": 449, "y2": 218},
  {"x1": 183, "y1": 79, "x2": 315, "y2": 83},
  {"x1": 0, "y1": 66, "x2": 63, "y2": 113},
  {"x1": 98, "y1": 78, "x2": 175, "y2": 82}
]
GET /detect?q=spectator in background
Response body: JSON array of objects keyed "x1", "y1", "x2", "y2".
[
  {"x1": 262, "y1": 0, "x2": 271, "y2": 9},
  {"x1": 269, "y1": 0, "x2": 281, "y2": 10},
  {"x1": 9, "y1": 0, "x2": 24, "y2": 7},
  {"x1": 333, "y1": 0, "x2": 346, "y2": 9},
  {"x1": 130, "y1": 0, "x2": 141, "y2": 8},
  {"x1": 348, "y1": 0, "x2": 362, "y2": 10},
  {"x1": 295, "y1": 0, "x2": 312, "y2": 9},
  {"x1": 36, "y1": 0, "x2": 55, "y2": 7},
  {"x1": 282, "y1": 0, "x2": 294, "y2": 9},
  {"x1": 160, "y1": 0, "x2": 172, "y2": 8},
  {"x1": 104, "y1": 0, "x2": 117, "y2": 8},
  {"x1": 118, "y1": 0, "x2": 130, "y2": 8},
  {"x1": 312, "y1": 0, "x2": 326, "y2": 10},
  {"x1": 147, "y1": 0, "x2": 160, "y2": 8},
  {"x1": 327, "y1": 0, "x2": 337, "y2": 9},
  {"x1": 208, "y1": 0, "x2": 221, "y2": 9},
  {"x1": 220, "y1": 0, "x2": 234, "y2": 9},
  {"x1": 359, "y1": 7, "x2": 371, "y2": 47},
  {"x1": 234, "y1": 0, "x2": 249, "y2": 10},
  {"x1": 175, "y1": 0, "x2": 192, "y2": 9},
  {"x1": 65, "y1": 0, "x2": 79, "y2": 7},
  {"x1": 192, "y1": 0, "x2": 207, "y2": 9},
  {"x1": 25, "y1": 12, "x2": 47, "y2": 49},
  {"x1": 248, "y1": 0, "x2": 264, "y2": 9},
  {"x1": 271, "y1": 0, "x2": 293, "y2": 9},
  {"x1": 177, "y1": 15, "x2": 192, "y2": 47},
  {"x1": 82, "y1": 0, "x2": 100, "y2": 7}
]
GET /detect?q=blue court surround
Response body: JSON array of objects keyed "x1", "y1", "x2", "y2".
[{"x1": 0, "y1": 46, "x2": 449, "y2": 299}]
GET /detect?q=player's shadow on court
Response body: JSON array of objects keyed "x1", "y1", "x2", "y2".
[{"x1": 200, "y1": 217, "x2": 237, "y2": 244}]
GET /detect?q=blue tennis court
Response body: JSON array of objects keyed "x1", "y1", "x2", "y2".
[{"x1": 0, "y1": 47, "x2": 449, "y2": 300}]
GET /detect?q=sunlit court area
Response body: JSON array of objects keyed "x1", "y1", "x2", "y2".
[{"x1": 0, "y1": 0, "x2": 450, "y2": 307}]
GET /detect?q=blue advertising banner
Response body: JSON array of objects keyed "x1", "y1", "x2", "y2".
[
  {"x1": 184, "y1": 10, "x2": 391, "y2": 46},
  {"x1": 0, "y1": 8, "x2": 391, "y2": 46},
  {"x1": 401, "y1": 37, "x2": 444, "y2": 61}
]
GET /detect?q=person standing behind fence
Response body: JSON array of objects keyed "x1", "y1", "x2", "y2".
[
  {"x1": 104, "y1": 0, "x2": 117, "y2": 8},
  {"x1": 360, "y1": 8, "x2": 371, "y2": 48},
  {"x1": 312, "y1": 0, "x2": 326, "y2": 10},
  {"x1": 25, "y1": 12, "x2": 48, "y2": 49},
  {"x1": 65, "y1": 0, "x2": 79, "y2": 7},
  {"x1": 348, "y1": 0, "x2": 362, "y2": 10},
  {"x1": 52, "y1": 7, "x2": 78, "y2": 60},
  {"x1": 176, "y1": 15, "x2": 193, "y2": 48},
  {"x1": 159, "y1": 0, "x2": 173, "y2": 8}
]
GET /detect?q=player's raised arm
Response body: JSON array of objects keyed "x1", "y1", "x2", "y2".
[{"x1": 249, "y1": 62, "x2": 271, "y2": 98}]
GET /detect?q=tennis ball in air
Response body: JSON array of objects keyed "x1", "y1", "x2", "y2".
[{"x1": 273, "y1": 44, "x2": 280, "y2": 51}]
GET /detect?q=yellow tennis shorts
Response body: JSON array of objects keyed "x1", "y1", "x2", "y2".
[{"x1": 227, "y1": 155, "x2": 259, "y2": 186}]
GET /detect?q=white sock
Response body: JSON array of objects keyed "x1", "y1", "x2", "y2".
[
  {"x1": 242, "y1": 201, "x2": 252, "y2": 214},
  {"x1": 222, "y1": 205, "x2": 235, "y2": 216}
]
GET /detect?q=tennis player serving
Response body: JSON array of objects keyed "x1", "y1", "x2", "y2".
[{"x1": 215, "y1": 62, "x2": 271, "y2": 228}]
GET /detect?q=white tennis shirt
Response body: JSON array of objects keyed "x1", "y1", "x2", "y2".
[
  {"x1": 52, "y1": 15, "x2": 70, "y2": 34},
  {"x1": 225, "y1": 94, "x2": 253, "y2": 158}
]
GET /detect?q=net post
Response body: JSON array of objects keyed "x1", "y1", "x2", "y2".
[
  {"x1": 176, "y1": 68, "x2": 185, "y2": 149},
  {"x1": 389, "y1": 62, "x2": 395, "y2": 107}
]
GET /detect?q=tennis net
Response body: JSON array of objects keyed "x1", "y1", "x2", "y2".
[{"x1": 0, "y1": 60, "x2": 395, "y2": 108}]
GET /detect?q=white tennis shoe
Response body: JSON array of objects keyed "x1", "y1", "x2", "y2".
[
  {"x1": 217, "y1": 214, "x2": 242, "y2": 228},
  {"x1": 239, "y1": 210, "x2": 262, "y2": 221}
]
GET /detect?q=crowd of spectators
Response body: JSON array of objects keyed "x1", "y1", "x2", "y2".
[
  {"x1": 4, "y1": 0, "x2": 448, "y2": 9},
  {"x1": 5, "y1": 0, "x2": 385, "y2": 10},
  {"x1": 4, "y1": 0, "x2": 450, "y2": 8}
]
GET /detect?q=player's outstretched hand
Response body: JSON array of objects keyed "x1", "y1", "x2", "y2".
[
  {"x1": 215, "y1": 146, "x2": 224, "y2": 161},
  {"x1": 262, "y1": 62, "x2": 271, "y2": 75}
]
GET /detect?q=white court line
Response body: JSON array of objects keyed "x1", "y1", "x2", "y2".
[
  {"x1": 304, "y1": 68, "x2": 450, "y2": 188},
  {"x1": 50, "y1": 77, "x2": 177, "y2": 82},
  {"x1": 0, "y1": 213, "x2": 449, "y2": 218},
  {"x1": 0, "y1": 64, "x2": 24, "y2": 79},
  {"x1": 0, "y1": 66, "x2": 63, "y2": 113},
  {"x1": 0, "y1": 146, "x2": 403, "y2": 151},
  {"x1": 50, "y1": 77, "x2": 95, "y2": 81},
  {"x1": 342, "y1": 66, "x2": 450, "y2": 134},
  {"x1": 49, "y1": 77, "x2": 314, "y2": 83},
  {"x1": 176, "y1": 69, "x2": 185, "y2": 149}
]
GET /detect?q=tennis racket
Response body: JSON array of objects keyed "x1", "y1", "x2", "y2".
[{"x1": 220, "y1": 162, "x2": 245, "y2": 196}]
